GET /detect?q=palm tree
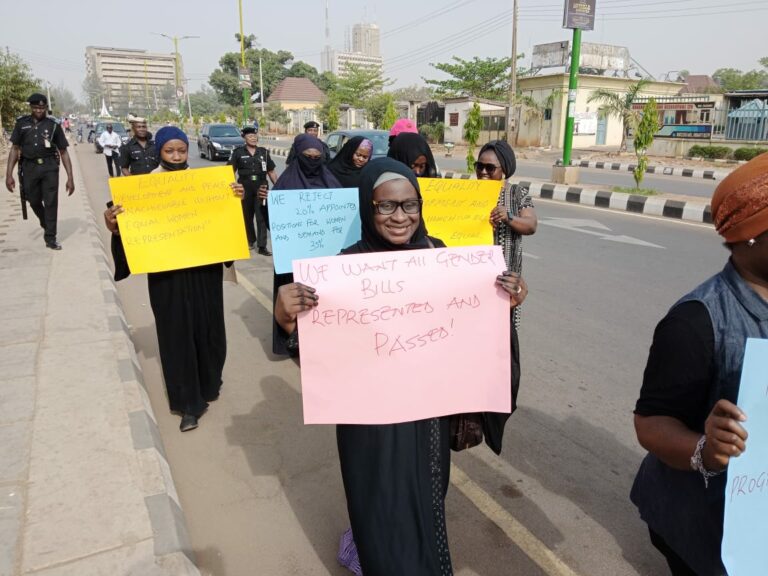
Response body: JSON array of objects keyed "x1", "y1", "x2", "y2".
[{"x1": 587, "y1": 79, "x2": 650, "y2": 151}]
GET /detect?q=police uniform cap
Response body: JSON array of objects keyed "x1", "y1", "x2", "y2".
[
  {"x1": 304, "y1": 121, "x2": 320, "y2": 130},
  {"x1": 241, "y1": 126, "x2": 258, "y2": 135},
  {"x1": 28, "y1": 93, "x2": 48, "y2": 106}
]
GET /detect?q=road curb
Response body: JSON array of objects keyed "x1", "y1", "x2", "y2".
[
  {"x1": 567, "y1": 159, "x2": 730, "y2": 181},
  {"x1": 76, "y1": 152, "x2": 201, "y2": 575},
  {"x1": 440, "y1": 171, "x2": 713, "y2": 224}
]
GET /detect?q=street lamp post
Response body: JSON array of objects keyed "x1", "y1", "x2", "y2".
[
  {"x1": 152, "y1": 32, "x2": 199, "y2": 120},
  {"x1": 238, "y1": 0, "x2": 250, "y2": 125}
]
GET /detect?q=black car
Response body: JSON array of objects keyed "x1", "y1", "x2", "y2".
[
  {"x1": 325, "y1": 129, "x2": 389, "y2": 160},
  {"x1": 93, "y1": 122, "x2": 129, "y2": 153},
  {"x1": 198, "y1": 123, "x2": 244, "y2": 161}
]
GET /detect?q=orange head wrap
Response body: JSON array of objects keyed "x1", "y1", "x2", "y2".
[{"x1": 711, "y1": 152, "x2": 768, "y2": 243}]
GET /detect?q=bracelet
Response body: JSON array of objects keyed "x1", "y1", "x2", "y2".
[{"x1": 690, "y1": 435, "x2": 723, "y2": 488}]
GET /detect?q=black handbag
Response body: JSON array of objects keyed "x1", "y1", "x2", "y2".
[{"x1": 449, "y1": 413, "x2": 484, "y2": 451}]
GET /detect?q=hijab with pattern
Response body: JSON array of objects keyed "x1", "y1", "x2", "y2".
[
  {"x1": 273, "y1": 134, "x2": 340, "y2": 190},
  {"x1": 341, "y1": 157, "x2": 433, "y2": 254},
  {"x1": 327, "y1": 136, "x2": 372, "y2": 188},
  {"x1": 386, "y1": 133, "x2": 439, "y2": 178}
]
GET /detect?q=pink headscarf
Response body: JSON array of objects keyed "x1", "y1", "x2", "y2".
[{"x1": 389, "y1": 118, "x2": 418, "y2": 137}]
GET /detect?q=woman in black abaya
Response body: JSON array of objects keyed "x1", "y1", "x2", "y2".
[
  {"x1": 387, "y1": 132, "x2": 440, "y2": 178},
  {"x1": 105, "y1": 127, "x2": 244, "y2": 432},
  {"x1": 273, "y1": 158, "x2": 526, "y2": 575},
  {"x1": 327, "y1": 136, "x2": 373, "y2": 188},
  {"x1": 271, "y1": 134, "x2": 341, "y2": 355}
]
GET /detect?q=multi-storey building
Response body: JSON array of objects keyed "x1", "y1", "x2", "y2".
[{"x1": 85, "y1": 46, "x2": 182, "y2": 115}]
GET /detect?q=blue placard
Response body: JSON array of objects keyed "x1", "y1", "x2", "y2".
[
  {"x1": 722, "y1": 338, "x2": 768, "y2": 576},
  {"x1": 268, "y1": 188, "x2": 361, "y2": 274}
]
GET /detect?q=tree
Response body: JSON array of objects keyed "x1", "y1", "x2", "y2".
[
  {"x1": 423, "y1": 55, "x2": 525, "y2": 101},
  {"x1": 82, "y1": 72, "x2": 106, "y2": 115},
  {"x1": 390, "y1": 85, "x2": 433, "y2": 102},
  {"x1": 49, "y1": 83, "x2": 81, "y2": 116},
  {"x1": 0, "y1": 52, "x2": 40, "y2": 136},
  {"x1": 209, "y1": 38, "x2": 325, "y2": 107},
  {"x1": 365, "y1": 92, "x2": 393, "y2": 129},
  {"x1": 587, "y1": 79, "x2": 650, "y2": 151},
  {"x1": 317, "y1": 94, "x2": 340, "y2": 131},
  {"x1": 382, "y1": 98, "x2": 399, "y2": 131},
  {"x1": 463, "y1": 101, "x2": 483, "y2": 172},
  {"x1": 264, "y1": 101, "x2": 288, "y2": 125},
  {"x1": 712, "y1": 66, "x2": 768, "y2": 91},
  {"x1": 334, "y1": 64, "x2": 388, "y2": 108},
  {"x1": 632, "y1": 99, "x2": 660, "y2": 189},
  {"x1": 188, "y1": 85, "x2": 227, "y2": 117}
]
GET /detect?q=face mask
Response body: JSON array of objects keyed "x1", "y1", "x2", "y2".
[
  {"x1": 299, "y1": 154, "x2": 323, "y2": 177},
  {"x1": 160, "y1": 159, "x2": 188, "y2": 171}
]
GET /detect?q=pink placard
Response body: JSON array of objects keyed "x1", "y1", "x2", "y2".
[{"x1": 293, "y1": 245, "x2": 511, "y2": 424}]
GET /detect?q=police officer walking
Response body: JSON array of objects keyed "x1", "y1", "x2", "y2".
[
  {"x1": 227, "y1": 126, "x2": 277, "y2": 255},
  {"x1": 5, "y1": 93, "x2": 75, "y2": 250},
  {"x1": 121, "y1": 115, "x2": 159, "y2": 176}
]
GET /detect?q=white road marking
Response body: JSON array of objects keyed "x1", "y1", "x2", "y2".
[
  {"x1": 540, "y1": 218, "x2": 664, "y2": 249},
  {"x1": 523, "y1": 251, "x2": 540, "y2": 260},
  {"x1": 450, "y1": 464, "x2": 583, "y2": 576},
  {"x1": 237, "y1": 274, "x2": 582, "y2": 576}
]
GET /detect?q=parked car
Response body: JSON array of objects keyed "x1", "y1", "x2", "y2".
[
  {"x1": 325, "y1": 129, "x2": 389, "y2": 160},
  {"x1": 198, "y1": 123, "x2": 244, "y2": 161},
  {"x1": 93, "y1": 122, "x2": 129, "y2": 153}
]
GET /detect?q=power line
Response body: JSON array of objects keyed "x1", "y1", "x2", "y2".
[{"x1": 382, "y1": 0, "x2": 477, "y2": 38}]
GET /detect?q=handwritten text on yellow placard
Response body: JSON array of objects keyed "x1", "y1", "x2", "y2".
[
  {"x1": 109, "y1": 166, "x2": 250, "y2": 273},
  {"x1": 419, "y1": 178, "x2": 501, "y2": 246}
]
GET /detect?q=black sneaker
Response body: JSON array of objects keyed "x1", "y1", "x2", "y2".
[
  {"x1": 45, "y1": 241, "x2": 62, "y2": 250},
  {"x1": 257, "y1": 247, "x2": 272, "y2": 256},
  {"x1": 179, "y1": 414, "x2": 199, "y2": 432}
]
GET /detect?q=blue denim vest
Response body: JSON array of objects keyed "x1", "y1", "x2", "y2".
[{"x1": 631, "y1": 260, "x2": 768, "y2": 576}]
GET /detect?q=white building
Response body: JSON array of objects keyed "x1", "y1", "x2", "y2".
[
  {"x1": 352, "y1": 23, "x2": 380, "y2": 57},
  {"x1": 321, "y1": 48, "x2": 383, "y2": 79},
  {"x1": 85, "y1": 46, "x2": 181, "y2": 114}
]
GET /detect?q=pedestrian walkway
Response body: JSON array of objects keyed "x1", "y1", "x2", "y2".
[{"x1": 0, "y1": 149, "x2": 197, "y2": 576}]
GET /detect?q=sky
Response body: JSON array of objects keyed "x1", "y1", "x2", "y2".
[{"x1": 2, "y1": 0, "x2": 765, "y2": 101}]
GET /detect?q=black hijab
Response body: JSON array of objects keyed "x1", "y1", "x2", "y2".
[
  {"x1": 478, "y1": 140, "x2": 516, "y2": 178},
  {"x1": 327, "y1": 136, "x2": 370, "y2": 188},
  {"x1": 387, "y1": 133, "x2": 439, "y2": 178},
  {"x1": 274, "y1": 134, "x2": 341, "y2": 190},
  {"x1": 342, "y1": 157, "x2": 435, "y2": 254}
]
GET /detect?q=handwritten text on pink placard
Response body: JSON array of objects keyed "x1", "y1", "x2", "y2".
[{"x1": 293, "y1": 245, "x2": 511, "y2": 424}]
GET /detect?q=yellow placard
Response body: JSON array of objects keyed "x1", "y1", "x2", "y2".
[
  {"x1": 419, "y1": 178, "x2": 501, "y2": 245},
  {"x1": 109, "y1": 166, "x2": 250, "y2": 274}
]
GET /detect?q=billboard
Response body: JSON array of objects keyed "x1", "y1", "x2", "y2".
[
  {"x1": 563, "y1": 0, "x2": 597, "y2": 31},
  {"x1": 532, "y1": 42, "x2": 630, "y2": 73}
]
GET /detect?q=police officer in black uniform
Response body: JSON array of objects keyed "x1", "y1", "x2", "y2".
[
  {"x1": 285, "y1": 120, "x2": 331, "y2": 165},
  {"x1": 121, "y1": 115, "x2": 159, "y2": 176},
  {"x1": 5, "y1": 93, "x2": 75, "y2": 250},
  {"x1": 227, "y1": 126, "x2": 277, "y2": 255}
]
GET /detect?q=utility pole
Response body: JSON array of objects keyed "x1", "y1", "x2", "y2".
[
  {"x1": 238, "y1": 0, "x2": 250, "y2": 125},
  {"x1": 562, "y1": 27, "x2": 581, "y2": 169},
  {"x1": 506, "y1": 0, "x2": 518, "y2": 146},
  {"x1": 259, "y1": 56, "x2": 265, "y2": 119},
  {"x1": 153, "y1": 33, "x2": 199, "y2": 119}
]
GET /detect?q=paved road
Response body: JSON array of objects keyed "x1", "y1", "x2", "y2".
[{"x1": 80, "y1": 145, "x2": 727, "y2": 575}]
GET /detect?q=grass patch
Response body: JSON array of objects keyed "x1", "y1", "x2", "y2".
[{"x1": 612, "y1": 186, "x2": 658, "y2": 196}]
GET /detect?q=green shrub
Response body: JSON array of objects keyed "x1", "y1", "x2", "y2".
[
  {"x1": 687, "y1": 145, "x2": 732, "y2": 159},
  {"x1": 733, "y1": 147, "x2": 768, "y2": 161}
]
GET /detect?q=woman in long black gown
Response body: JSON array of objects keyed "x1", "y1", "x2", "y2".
[
  {"x1": 274, "y1": 158, "x2": 526, "y2": 575},
  {"x1": 105, "y1": 126, "x2": 244, "y2": 432},
  {"x1": 270, "y1": 134, "x2": 341, "y2": 355}
]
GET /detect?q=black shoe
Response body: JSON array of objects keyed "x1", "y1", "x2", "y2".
[
  {"x1": 257, "y1": 247, "x2": 272, "y2": 256},
  {"x1": 45, "y1": 241, "x2": 62, "y2": 250},
  {"x1": 179, "y1": 414, "x2": 199, "y2": 432}
]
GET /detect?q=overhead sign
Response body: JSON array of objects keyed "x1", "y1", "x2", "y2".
[
  {"x1": 238, "y1": 67, "x2": 252, "y2": 89},
  {"x1": 293, "y1": 245, "x2": 511, "y2": 424},
  {"x1": 563, "y1": 0, "x2": 598, "y2": 31}
]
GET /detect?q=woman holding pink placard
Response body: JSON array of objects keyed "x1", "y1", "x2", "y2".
[{"x1": 274, "y1": 157, "x2": 526, "y2": 575}]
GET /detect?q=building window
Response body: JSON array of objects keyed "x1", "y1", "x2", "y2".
[
  {"x1": 544, "y1": 108, "x2": 552, "y2": 120},
  {"x1": 449, "y1": 112, "x2": 459, "y2": 127},
  {"x1": 700, "y1": 110, "x2": 711, "y2": 123}
]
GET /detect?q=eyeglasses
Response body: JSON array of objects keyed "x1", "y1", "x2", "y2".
[
  {"x1": 474, "y1": 161, "x2": 501, "y2": 174},
  {"x1": 372, "y1": 199, "x2": 422, "y2": 215}
]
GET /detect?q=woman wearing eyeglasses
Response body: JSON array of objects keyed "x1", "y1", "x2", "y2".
[
  {"x1": 475, "y1": 140, "x2": 537, "y2": 328},
  {"x1": 274, "y1": 158, "x2": 526, "y2": 576}
]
